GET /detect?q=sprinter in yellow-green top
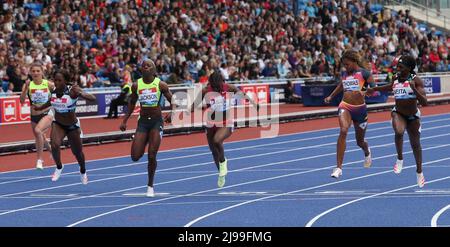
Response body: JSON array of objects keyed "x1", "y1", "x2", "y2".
[
  {"x1": 20, "y1": 62, "x2": 55, "y2": 170},
  {"x1": 120, "y1": 59, "x2": 174, "y2": 197}
]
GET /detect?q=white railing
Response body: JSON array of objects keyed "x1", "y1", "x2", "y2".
[
  {"x1": 377, "y1": 0, "x2": 450, "y2": 30},
  {"x1": 2, "y1": 72, "x2": 450, "y2": 97}
]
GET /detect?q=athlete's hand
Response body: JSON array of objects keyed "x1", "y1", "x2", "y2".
[
  {"x1": 119, "y1": 121, "x2": 127, "y2": 131},
  {"x1": 324, "y1": 96, "x2": 332, "y2": 104},
  {"x1": 365, "y1": 88, "x2": 375, "y2": 96},
  {"x1": 71, "y1": 84, "x2": 82, "y2": 97},
  {"x1": 164, "y1": 113, "x2": 172, "y2": 123},
  {"x1": 24, "y1": 79, "x2": 31, "y2": 89}
]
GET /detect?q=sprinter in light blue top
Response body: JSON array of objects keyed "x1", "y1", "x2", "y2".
[{"x1": 33, "y1": 69, "x2": 96, "y2": 185}]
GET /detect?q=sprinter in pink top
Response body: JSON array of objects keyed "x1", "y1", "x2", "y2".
[{"x1": 325, "y1": 50, "x2": 376, "y2": 178}]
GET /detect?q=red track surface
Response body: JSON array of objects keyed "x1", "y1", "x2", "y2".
[{"x1": 1, "y1": 103, "x2": 450, "y2": 172}]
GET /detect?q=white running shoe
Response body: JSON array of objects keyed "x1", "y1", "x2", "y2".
[
  {"x1": 51, "y1": 167, "x2": 63, "y2": 181},
  {"x1": 146, "y1": 186, "x2": 155, "y2": 197},
  {"x1": 331, "y1": 168, "x2": 342, "y2": 178},
  {"x1": 219, "y1": 159, "x2": 228, "y2": 177},
  {"x1": 36, "y1": 159, "x2": 44, "y2": 170},
  {"x1": 393, "y1": 159, "x2": 403, "y2": 174},
  {"x1": 364, "y1": 148, "x2": 372, "y2": 168},
  {"x1": 80, "y1": 172, "x2": 88, "y2": 185},
  {"x1": 417, "y1": 172, "x2": 425, "y2": 188}
]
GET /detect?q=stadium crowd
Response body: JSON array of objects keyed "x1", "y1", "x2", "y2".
[{"x1": 0, "y1": 0, "x2": 449, "y2": 94}]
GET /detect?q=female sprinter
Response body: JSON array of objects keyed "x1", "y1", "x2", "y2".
[
  {"x1": 34, "y1": 69, "x2": 96, "y2": 184},
  {"x1": 119, "y1": 59, "x2": 174, "y2": 197},
  {"x1": 193, "y1": 70, "x2": 258, "y2": 188},
  {"x1": 324, "y1": 50, "x2": 376, "y2": 178},
  {"x1": 367, "y1": 55, "x2": 427, "y2": 187},
  {"x1": 20, "y1": 62, "x2": 54, "y2": 170}
]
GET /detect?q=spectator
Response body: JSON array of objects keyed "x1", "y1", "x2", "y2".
[
  {"x1": 261, "y1": 60, "x2": 278, "y2": 78},
  {"x1": 0, "y1": 0, "x2": 446, "y2": 89},
  {"x1": 6, "y1": 57, "x2": 24, "y2": 92},
  {"x1": 284, "y1": 81, "x2": 301, "y2": 104},
  {"x1": 105, "y1": 80, "x2": 132, "y2": 119}
]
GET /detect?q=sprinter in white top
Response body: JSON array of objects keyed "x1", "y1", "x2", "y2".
[
  {"x1": 34, "y1": 69, "x2": 96, "y2": 184},
  {"x1": 367, "y1": 55, "x2": 428, "y2": 187}
]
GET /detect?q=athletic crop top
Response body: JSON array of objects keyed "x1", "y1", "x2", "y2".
[
  {"x1": 341, "y1": 69, "x2": 371, "y2": 92},
  {"x1": 393, "y1": 74, "x2": 417, "y2": 100},
  {"x1": 137, "y1": 77, "x2": 161, "y2": 107},
  {"x1": 28, "y1": 79, "x2": 51, "y2": 106},
  {"x1": 206, "y1": 84, "x2": 232, "y2": 112},
  {"x1": 50, "y1": 86, "x2": 78, "y2": 113}
]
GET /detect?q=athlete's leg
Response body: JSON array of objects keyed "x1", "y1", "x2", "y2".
[
  {"x1": 146, "y1": 128, "x2": 162, "y2": 187},
  {"x1": 50, "y1": 123, "x2": 66, "y2": 181},
  {"x1": 212, "y1": 127, "x2": 233, "y2": 164},
  {"x1": 336, "y1": 109, "x2": 352, "y2": 169},
  {"x1": 206, "y1": 128, "x2": 220, "y2": 170},
  {"x1": 130, "y1": 131, "x2": 149, "y2": 162},
  {"x1": 67, "y1": 128, "x2": 86, "y2": 174},
  {"x1": 392, "y1": 111, "x2": 407, "y2": 161},
  {"x1": 50, "y1": 123, "x2": 66, "y2": 170},
  {"x1": 406, "y1": 119, "x2": 422, "y2": 173}
]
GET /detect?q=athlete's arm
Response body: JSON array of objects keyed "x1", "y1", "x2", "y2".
[
  {"x1": 367, "y1": 75, "x2": 394, "y2": 94},
  {"x1": 47, "y1": 80, "x2": 56, "y2": 92},
  {"x1": 411, "y1": 77, "x2": 427, "y2": 106},
  {"x1": 228, "y1": 84, "x2": 259, "y2": 111},
  {"x1": 20, "y1": 79, "x2": 30, "y2": 104},
  {"x1": 71, "y1": 85, "x2": 96, "y2": 101},
  {"x1": 364, "y1": 74, "x2": 381, "y2": 96},
  {"x1": 324, "y1": 81, "x2": 343, "y2": 104},
  {"x1": 160, "y1": 81, "x2": 175, "y2": 123},
  {"x1": 191, "y1": 87, "x2": 207, "y2": 112}
]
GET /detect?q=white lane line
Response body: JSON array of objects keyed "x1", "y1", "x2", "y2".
[
  {"x1": 122, "y1": 193, "x2": 171, "y2": 197},
  {"x1": 0, "y1": 119, "x2": 447, "y2": 224},
  {"x1": 0, "y1": 117, "x2": 383, "y2": 185},
  {"x1": 315, "y1": 191, "x2": 366, "y2": 194},
  {"x1": 67, "y1": 144, "x2": 450, "y2": 227},
  {"x1": 431, "y1": 204, "x2": 450, "y2": 227},
  {"x1": 30, "y1": 194, "x2": 78, "y2": 198},
  {"x1": 2, "y1": 112, "x2": 449, "y2": 175},
  {"x1": 218, "y1": 192, "x2": 268, "y2": 195},
  {"x1": 0, "y1": 120, "x2": 422, "y2": 196},
  {"x1": 184, "y1": 156, "x2": 450, "y2": 227},
  {"x1": 0, "y1": 144, "x2": 392, "y2": 216},
  {"x1": 416, "y1": 190, "x2": 450, "y2": 193},
  {"x1": 2, "y1": 118, "x2": 449, "y2": 190},
  {"x1": 306, "y1": 175, "x2": 450, "y2": 227},
  {"x1": 0, "y1": 128, "x2": 449, "y2": 224}
]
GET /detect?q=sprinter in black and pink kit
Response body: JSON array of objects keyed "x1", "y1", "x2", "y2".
[{"x1": 193, "y1": 71, "x2": 258, "y2": 188}]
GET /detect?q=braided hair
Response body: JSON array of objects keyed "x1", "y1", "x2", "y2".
[{"x1": 341, "y1": 50, "x2": 369, "y2": 70}]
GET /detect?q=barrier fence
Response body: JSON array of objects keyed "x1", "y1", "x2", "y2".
[
  {"x1": 1, "y1": 73, "x2": 450, "y2": 154},
  {"x1": 1, "y1": 73, "x2": 447, "y2": 125}
]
